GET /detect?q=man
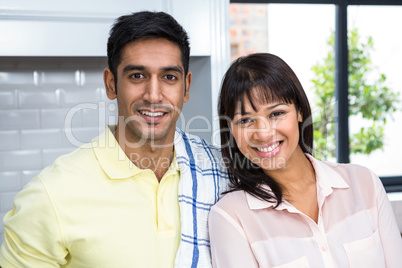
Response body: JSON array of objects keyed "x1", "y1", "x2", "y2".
[{"x1": 0, "y1": 11, "x2": 228, "y2": 267}]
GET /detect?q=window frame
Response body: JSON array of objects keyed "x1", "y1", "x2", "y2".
[{"x1": 230, "y1": 0, "x2": 402, "y2": 191}]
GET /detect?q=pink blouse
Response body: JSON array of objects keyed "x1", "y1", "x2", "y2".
[{"x1": 208, "y1": 155, "x2": 402, "y2": 268}]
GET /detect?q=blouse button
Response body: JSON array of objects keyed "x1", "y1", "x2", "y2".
[{"x1": 320, "y1": 245, "x2": 328, "y2": 252}]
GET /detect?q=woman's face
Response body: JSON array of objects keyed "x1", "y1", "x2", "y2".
[{"x1": 230, "y1": 91, "x2": 303, "y2": 173}]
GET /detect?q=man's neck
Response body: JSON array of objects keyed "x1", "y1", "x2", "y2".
[{"x1": 114, "y1": 126, "x2": 175, "y2": 182}]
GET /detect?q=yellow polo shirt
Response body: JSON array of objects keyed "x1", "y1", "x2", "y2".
[{"x1": 0, "y1": 126, "x2": 181, "y2": 267}]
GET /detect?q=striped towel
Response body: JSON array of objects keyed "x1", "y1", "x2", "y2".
[{"x1": 174, "y1": 128, "x2": 229, "y2": 268}]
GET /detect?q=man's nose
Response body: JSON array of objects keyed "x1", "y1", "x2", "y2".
[{"x1": 144, "y1": 77, "x2": 163, "y2": 103}]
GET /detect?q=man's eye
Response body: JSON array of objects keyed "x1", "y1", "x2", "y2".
[
  {"x1": 165, "y1": 74, "x2": 177, "y2": 81},
  {"x1": 131, "y1": 73, "x2": 144, "y2": 79}
]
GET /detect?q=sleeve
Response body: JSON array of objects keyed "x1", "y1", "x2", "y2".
[
  {"x1": 0, "y1": 177, "x2": 68, "y2": 268},
  {"x1": 372, "y1": 172, "x2": 402, "y2": 267},
  {"x1": 208, "y1": 205, "x2": 258, "y2": 268}
]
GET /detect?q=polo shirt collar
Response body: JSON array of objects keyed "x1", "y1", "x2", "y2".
[
  {"x1": 93, "y1": 126, "x2": 180, "y2": 180},
  {"x1": 92, "y1": 125, "x2": 142, "y2": 180},
  {"x1": 246, "y1": 154, "x2": 349, "y2": 211}
]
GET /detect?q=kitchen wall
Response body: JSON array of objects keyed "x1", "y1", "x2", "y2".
[
  {"x1": 0, "y1": 0, "x2": 230, "y2": 241},
  {"x1": 0, "y1": 57, "x2": 115, "y2": 240},
  {"x1": 0, "y1": 55, "x2": 216, "y2": 242}
]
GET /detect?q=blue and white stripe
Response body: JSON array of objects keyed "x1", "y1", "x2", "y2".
[{"x1": 174, "y1": 128, "x2": 229, "y2": 268}]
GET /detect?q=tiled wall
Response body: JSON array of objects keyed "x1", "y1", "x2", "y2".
[{"x1": 0, "y1": 57, "x2": 117, "y2": 241}]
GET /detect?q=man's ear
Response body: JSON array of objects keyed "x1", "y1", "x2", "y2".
[
  {"x1": 184, "y1": 71, "x2": 192, "y2": 103},
  {"x1": 104, "y1": 68, "x2": 117, "y2": 100}
]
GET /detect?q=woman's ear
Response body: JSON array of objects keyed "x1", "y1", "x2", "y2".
[
  {"x1": 104, "y1": 68, "x2": 117, "y2": 100},
  {"x1": 298, "y1": 109, "x2": 303, "y2": 122}
]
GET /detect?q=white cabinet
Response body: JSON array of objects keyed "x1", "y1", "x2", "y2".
[
  {"x1": 0, "y1": 0, "x2": 230, "y2": 142},
  {"x1": 0, "y1": 0, "x2": 221, "y2": 57}
]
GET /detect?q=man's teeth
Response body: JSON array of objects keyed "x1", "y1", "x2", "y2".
[
  {"x1": 140, "y1": 111, "x2": 164, "y2": 117},
  {"x1": 256, "y1": 142, "x2": 280, "y2": 153}
]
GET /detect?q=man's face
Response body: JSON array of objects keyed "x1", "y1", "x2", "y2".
[{"x1": 105, "y1": 38, "x2": 191, "y2": 146}]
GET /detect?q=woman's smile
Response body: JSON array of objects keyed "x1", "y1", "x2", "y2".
[{"x1": 252, "y1": 141, "x2": 283, "y2": 158}]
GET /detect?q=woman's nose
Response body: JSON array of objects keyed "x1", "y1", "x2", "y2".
[{"x1": 251, "y1": 118, "x2": 274, "y2": 142}]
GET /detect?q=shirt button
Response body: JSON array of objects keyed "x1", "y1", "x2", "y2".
[{"x1": 320, "y1": 245, "x2": 328, "y2": 252}]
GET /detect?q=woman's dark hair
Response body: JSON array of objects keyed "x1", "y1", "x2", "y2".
[
  {"x1": 218, "y1": 53, "x2": 313, "y2": 206},
  {"x1": 107, "y1": 11, "x2": 190, "y2": 83}
]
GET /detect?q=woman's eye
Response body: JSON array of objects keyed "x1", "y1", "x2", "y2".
[
  {"x1": 237, "y1": 118, "x2": 252, "y2": 125},
  {"x1": 270, "y1": 111, "x2": 285, "y2": 118}
]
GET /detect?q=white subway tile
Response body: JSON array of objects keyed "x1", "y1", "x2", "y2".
[
  {"x1": 0, "y1": 150, "x2": 41, "y2": 171},
  {"x1": 0, "y1": 191, "x2": 18, "y2": 213},
  {"x1": 0, "y1": 171, "x2": 21, "y2": 192},
  {"x1": 98, "y1": 88, "x2": 108, "y2": 101},
  {"x1": 20, "y1": 129, "x2": 63, "y2": 149},
  {"x1": 17, "y1": 89, "x2": 60, "y2": 108},
  {"x1": 0, "y1": 91, "x2": 16, "y2": 109},
  {"x1": 41, "y1": 70, "x2": 76, "y2": 85},
  {"x1": 82, "y1": 70, "x2": 105, "y2": 86},
  {"x1": 42, "y1": 148, "x2": 74, "y2": 167},
  {"x1": 82, "y1": 107, "x2": 100, "y2": 127},
  {"x1": 62, "y1": 127, "x2": 99, "y2": 148},
  {"x1": 103, "y1": 99, "x2": 118, "y2": 126},
  {"x1": 0, "y1": 110, "x2": 40, "y2": 130},
  {"x1": 80, "y1": 99, "x2": 117, "y2": 127},
  {"x1": 0, "y1": 71, "x2": 34, "y2": 85},
  {"x1": 21, "y1": 170, "x2": 40, "y2": 187},
  {"x1": 0, "y1": 213, "x2": 6, "y2": 233},
  {"x1": 60, "y1": 88, "x2": 102, "y2": 107},
  {"x1": 40, "y1": 108, "x2": 82, "y2": 129},
  {"x1": 0, "y1": 130, "x2": 19, "y2": 150}
]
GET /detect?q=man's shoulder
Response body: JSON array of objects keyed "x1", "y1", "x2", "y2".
[{"x1": 37, "y1": 142, "x2": 99, "y2": 184}]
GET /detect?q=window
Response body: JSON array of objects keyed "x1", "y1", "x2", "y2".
[
  {"x1": 230, "y1": 0, "x2": 402, "y2": 191},
  {"x1": 347, "y1": 6, "x2": 402, "y2": 178}
]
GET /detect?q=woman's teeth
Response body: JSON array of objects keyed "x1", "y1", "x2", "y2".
[{"x1": 255, "y1": 142, "x2": 280, "y2": 152}]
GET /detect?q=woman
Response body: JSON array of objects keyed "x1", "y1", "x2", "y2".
[{"x1": 209, "y1": 53, "x2": 402, "y2": 268}]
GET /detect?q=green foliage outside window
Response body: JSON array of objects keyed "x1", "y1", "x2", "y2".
[{"x1": 311, "y1": 28, "x2": 400, "y2": 160}]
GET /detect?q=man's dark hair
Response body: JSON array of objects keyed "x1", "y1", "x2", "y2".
[{"x1": 107, "y1": 11, "x2": 190, "y2": 82}]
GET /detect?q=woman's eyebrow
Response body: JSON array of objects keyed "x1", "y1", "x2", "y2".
[
  {"x1": 234, "y1": 103, "x2": 288, "y2": 116},
  {"x1": 265, "y1": 103, "x2": 288, "y2": 111}
]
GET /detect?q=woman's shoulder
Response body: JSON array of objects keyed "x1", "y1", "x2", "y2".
[
  {"x1": 310, "y1": 155, "x2": 376, "y2": 183},
  {"x1": 213, "y1": 190, "x2": 248, "y2": 212},
  {"x1": 323, "y1": 160, "x2": 376, "y2": 181},
  {"x1": 315, "y1": 157, "x2": 381, "y2": 197}
]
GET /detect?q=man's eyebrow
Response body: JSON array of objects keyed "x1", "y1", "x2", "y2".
[
  {"x1": 162, "y1": 65, "x2": 184, "y2": 75},
  {"x1": 121, "y1": 65, "x2": 184, "y2": 75},
  {"x1": 122, "y1": 64, "x2": 145, "y2": 74}
]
